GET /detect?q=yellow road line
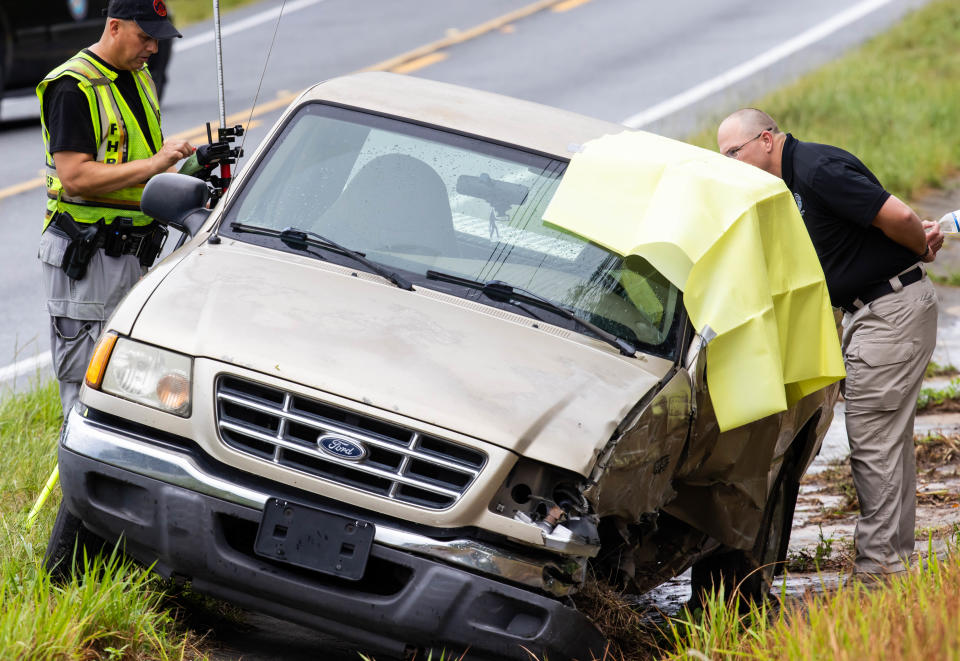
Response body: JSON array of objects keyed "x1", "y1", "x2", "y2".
[
  {"x1": 0, "y1": 0, "x2": 574, "y2": 204},
  {"x1": 360, "y1": 0, "x2": 567, "y2": 72},
  {"x1": 552, "y1": 0, "x2": 592, "y2": 12},
  {"x1": 0, "y1": 177, "x2": 45, "y2": 200},
  {"x1": 170, "y1": 96, "x2": 296, "y2": 142},
  {"x1": 390, "y1": 52, "x2": 448, "y2": 75}
]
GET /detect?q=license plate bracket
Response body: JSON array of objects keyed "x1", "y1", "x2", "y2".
[{"x1": 254, "y1": 498, "x2": 375, "y2": 581}]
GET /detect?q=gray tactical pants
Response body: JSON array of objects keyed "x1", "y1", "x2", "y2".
[
  {"x1": 842, "y1": 269, "x2": 938, "y2": 575},
  {"x1": 38, "y1": 230, "x2": 143, "y2": 417}
]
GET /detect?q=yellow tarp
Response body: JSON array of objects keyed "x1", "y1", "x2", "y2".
[{"x1": 543, "y1": 130, "x2": 844, "y2": 431}]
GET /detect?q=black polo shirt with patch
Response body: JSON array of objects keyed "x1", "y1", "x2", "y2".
[{"x1": 780, "y1": 134, "x2": 918, "y2": 308}]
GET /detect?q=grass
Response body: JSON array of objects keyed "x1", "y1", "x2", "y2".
[
  {"x1": 166, "y1": 0, "x2": 264, "y2": 27},
  {"x1": 658, "y1": 543, "x2": 960, "y2": 661},
  {"x1": 786, "y1": 527, "x2": 839, "y2": 574},
  {"x1": 0, "y1": 380, "x2": 208, "y2": 660},
  {"x1": 685, "y1": 0, "x2": 960, "y2": 202},
  {"x1": 574, "y1": 574, "x2": 661, "y2": 659},
  {"x1": 917, "y1": 377, "x2": 960, "y2": 411},
  {"x1": 926, "y1": 360, "x2": 959, "y2": 378},
  {"x1": 928, "y1": 271, "x2": 960, "y2": 287}
]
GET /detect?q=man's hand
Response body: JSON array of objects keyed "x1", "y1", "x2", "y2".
[
  {"x1": 55, "y1": 139, "x2": 195, "y2": 198},
  {"x1": 153, "y1": 139, "x2": 195, "y2": 172},
  {"x1": 922, "y1": 219, "x2": 944, "y2": 261}
]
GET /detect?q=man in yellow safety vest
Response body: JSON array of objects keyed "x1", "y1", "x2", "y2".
[{"x1": 37, "y1": 0, "x2": 194, "y2": 416}]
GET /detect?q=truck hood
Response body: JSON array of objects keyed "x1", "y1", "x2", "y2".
[{"x1": 131, "y1": 241, "x2": 670, "y2": 474}]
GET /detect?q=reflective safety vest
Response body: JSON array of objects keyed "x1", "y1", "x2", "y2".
[{"x1": 37, "y1": 51, "x2": 163, "y2": 230}]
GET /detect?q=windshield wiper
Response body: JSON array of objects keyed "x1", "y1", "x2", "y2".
[
  {"x1": 425, "y1": 270, "x2": 636, "y2": 357},
  {"x1": 231, "y1": 223, "x2": 413, "y2": 291}
]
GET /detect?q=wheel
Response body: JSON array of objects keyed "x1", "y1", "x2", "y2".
[
  {"x1": 43, "y1": 502, "x2": 109, "y2": 582},
  {"x1": 689, "y1": 446, "x2": 801, "y2": 609}
]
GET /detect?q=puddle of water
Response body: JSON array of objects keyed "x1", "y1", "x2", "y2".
[
  {"x1": 627, "y1": 568, "x2": 843, "y2": 619},
  {"x1": 933, "y1": 283, "x2": 960, "y2": 368},
  {"x1": 808, "y1": 402, "x2": 847, "y2": 474},
  {"x1": 630, "y1": 570, "x2": 692, "y2": 615}
]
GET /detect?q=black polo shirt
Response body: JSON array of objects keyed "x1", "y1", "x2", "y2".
[
  {"x1": 42, "y1": 49, "x2": 158, "y2": 157},
  {"x1": 781, "y1": 133, "x2": 918, "y2": 308}
]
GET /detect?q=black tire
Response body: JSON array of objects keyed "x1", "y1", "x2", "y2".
[
  {"x1": 689, "y1": 446, "x2": 801, "y2": 609},
  {"x1": 43, "y1": 502, "x2": 109, "y2": 582}
]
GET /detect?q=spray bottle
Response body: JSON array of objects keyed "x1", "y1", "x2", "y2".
[{"x1": 938, "y1": 209, "x2": 960, "y2": 234}]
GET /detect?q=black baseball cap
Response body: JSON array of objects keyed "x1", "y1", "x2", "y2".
[{"x1": 107, "y1": 0, "x2": 182, "y2": 39}]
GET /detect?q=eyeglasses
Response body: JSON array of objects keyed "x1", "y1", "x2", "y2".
[{"x1": 725, "y1": 128, "x2": 773, "y2": 159}]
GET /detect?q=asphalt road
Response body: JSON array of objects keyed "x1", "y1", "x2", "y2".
[
  {"x1": 0, "y1": 0, "x2": 936, "y2": 653},
  {"x1": 0, "y1": 0, "x2": 932, "y2": 387}
]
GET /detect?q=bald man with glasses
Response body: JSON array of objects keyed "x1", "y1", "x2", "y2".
[{"x1": 717, "y1": 108, "x2": 941, "y2": 583}]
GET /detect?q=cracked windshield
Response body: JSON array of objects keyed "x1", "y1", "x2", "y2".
[{"x1": 225, "y1": 103, "x2": 680, "y2": 355}]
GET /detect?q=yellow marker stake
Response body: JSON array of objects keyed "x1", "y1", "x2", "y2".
[{"x1": 26, "y1": 465, "x2": 59, "y2": 530}]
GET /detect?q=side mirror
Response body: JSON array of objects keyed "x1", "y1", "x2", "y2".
[{"x1": 141, "y1": 173, "x2": 211, "y2": 237}]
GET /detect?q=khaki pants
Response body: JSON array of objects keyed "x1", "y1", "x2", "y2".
[
  {"x1": 842, "y1": 272, "x2": 938, "y2": 574},
  {"x1": 38, "y1": 230, "x2": 143, "y2": 417}
]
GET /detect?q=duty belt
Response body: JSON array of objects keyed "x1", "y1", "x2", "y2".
[
  {"x1": 841, "y1": 265, "x2": 925, "y2": 314},
  {"x1": 49, "y1": 212, "x2": 167, "y2": 276}
]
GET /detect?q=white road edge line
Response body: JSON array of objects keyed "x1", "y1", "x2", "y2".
[
  {"x1": 0, "y1": 351, "x2": 52, "y2": 384},
  {"x1": 621, "y1": 0, "x2": 894, "y2": 128},
  {"x1": 1, "y1": 1, "x2": 326, "y2": 381},
  {"x1": 0, "y1": 0, "x2": 896, "y2": 381},
  {"x1": 174, "y1": 0, "x2": 325, "y2": 53}
]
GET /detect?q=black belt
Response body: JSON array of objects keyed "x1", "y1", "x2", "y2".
[
  {"x1": 102, "y1": 221, "x2": 157, "y2": 258},
  {"x1": 48, "y1": 212, "x2": 167, "y2": 271},
  {"x1": 50, "y1": 214, "x2": 158, "y2": 258},
  {"x1": 841, "y1": 265, "x2": 924, "y2": 314}
]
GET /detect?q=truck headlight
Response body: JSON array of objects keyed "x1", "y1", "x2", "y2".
[{"x1": 88, "y1": 334, "x2": 193, "y2": 416}]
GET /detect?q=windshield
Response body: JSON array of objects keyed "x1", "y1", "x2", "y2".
[{"x1": 222, "y1": 104, "x2": 683, "y2": 358}]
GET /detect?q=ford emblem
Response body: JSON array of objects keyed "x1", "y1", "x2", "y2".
[{"x1": 318, "y1": 435, "x2": 367, "y2": 461}]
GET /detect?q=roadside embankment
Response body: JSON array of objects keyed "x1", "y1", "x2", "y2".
[{"x1": 686, "y1": 0, "x2": 960, "y2": 203}]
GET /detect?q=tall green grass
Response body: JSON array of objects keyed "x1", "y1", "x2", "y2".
[
  {"x1": 1, "y1": 380, "x2": 61, "y2": 519},
  {"x1": 917, "y1": 377, "x2": 960, "y2": 411},
  {"x1": 660, "y1": 546, "x2": 960, "y2": 660},
  {"x1": 687, "y1": 0, "x2": 960, "y2": 201},
  {"x1": 0, "y1": 380, "x2": 206, "y2": 659}
]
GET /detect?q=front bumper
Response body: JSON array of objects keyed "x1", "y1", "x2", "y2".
[{"x1": 59, "y1": 408, "x2": 606, "y2": 660}]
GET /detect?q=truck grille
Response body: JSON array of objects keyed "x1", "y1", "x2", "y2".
[{"x1": 215, "y1": 376, "x2": 486, "y2": 509}]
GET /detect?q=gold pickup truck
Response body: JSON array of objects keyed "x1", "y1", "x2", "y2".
[{"x1": 46, "y1": 72, "x2": 839, "y2": 661}]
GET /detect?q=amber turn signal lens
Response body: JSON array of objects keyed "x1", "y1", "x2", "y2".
[{"x1": 84, "y1": 332, "x2": 119, "y2": 389}]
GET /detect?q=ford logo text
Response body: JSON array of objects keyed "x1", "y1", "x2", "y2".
[{"x1": 318, "y1": 435, "x2": 367, "y2": 461}]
